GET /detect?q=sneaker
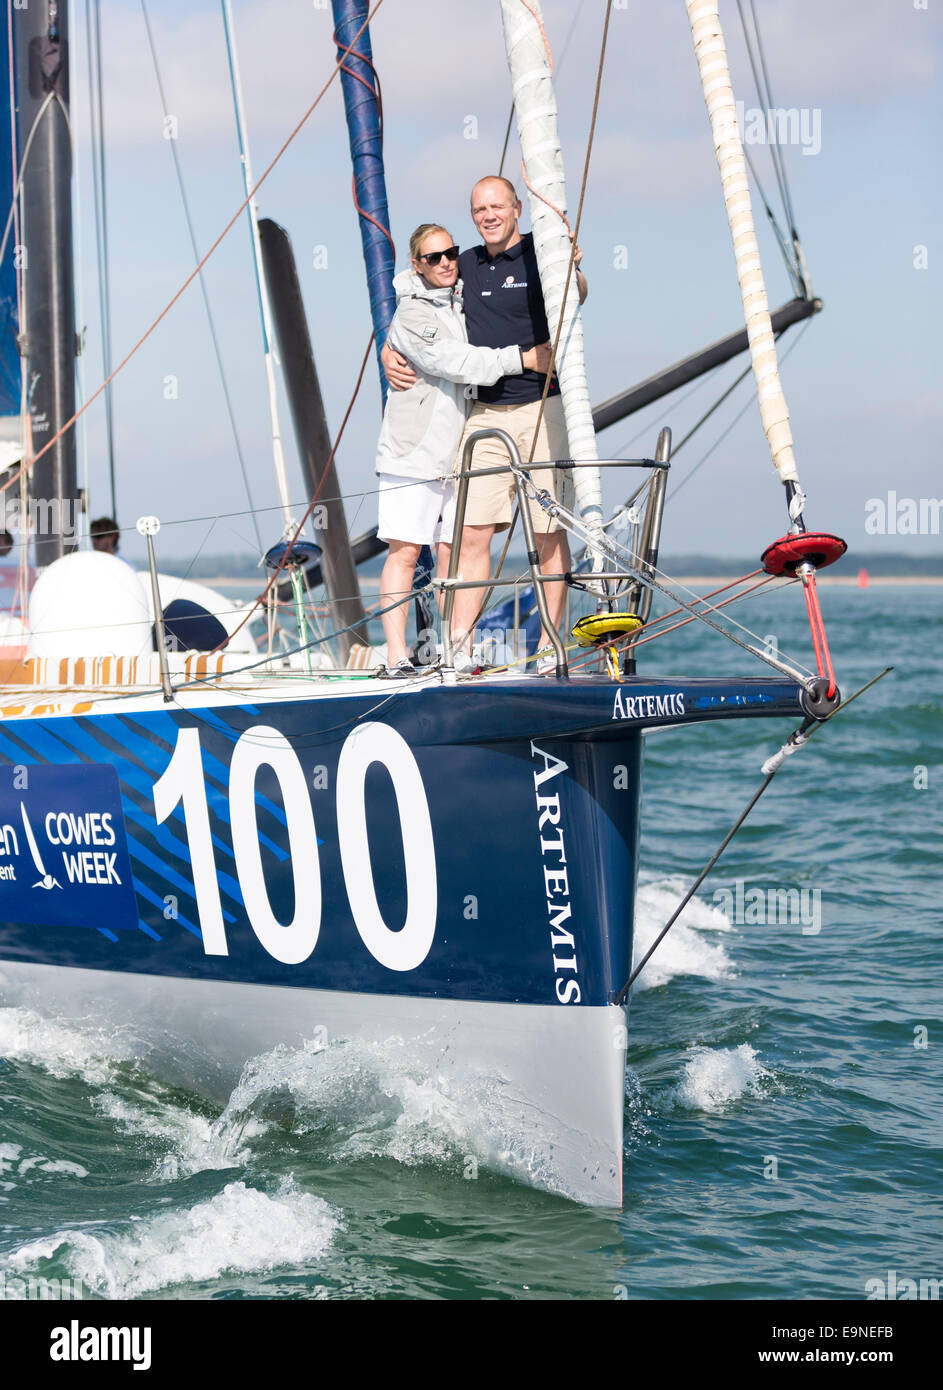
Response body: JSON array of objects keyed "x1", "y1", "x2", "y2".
[
  {"x1": 535, "y1": 648, "x2": 558, "y2": 675},
  {"x1": 452, "y1": 651, "x2": 481, "y2": 675},
  {"x1": 381, "y1": 657, "x2": 418, "y2": 679}
]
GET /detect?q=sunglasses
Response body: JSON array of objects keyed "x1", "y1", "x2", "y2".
[{"x1": 416, "y1": 245, "x2": 459, "y2": 266}]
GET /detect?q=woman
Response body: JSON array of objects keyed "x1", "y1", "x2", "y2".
[{"x1": 376, "y1": 223, "x2": 551, "y2": 676}]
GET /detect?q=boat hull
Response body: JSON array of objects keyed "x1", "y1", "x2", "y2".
[
  {"x1": 0, "y1": 672, "x2": 805, "y2": 1202},
  {"x1": 0, "y1": 960, "x2": 628, "y2": 1203}
]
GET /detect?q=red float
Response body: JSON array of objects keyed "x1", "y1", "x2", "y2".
[{"x1": 761, "y1": 532, "x2": 847, "y2": 576}]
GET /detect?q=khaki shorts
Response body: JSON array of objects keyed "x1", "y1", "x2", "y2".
[{"x1": 456, "y1": 397, "x2": 573, "y2": 534}]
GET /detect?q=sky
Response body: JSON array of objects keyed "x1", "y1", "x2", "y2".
[{"x1": 60, "y1": 0, "x2": 942, "y2": 564}]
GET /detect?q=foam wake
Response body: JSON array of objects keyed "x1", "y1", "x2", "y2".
[
  {"x1": 7, "y1": 1178, "x2": 340, "y2": 1298},
  {"x1": 206, "y1": 1035, "x2": 576, "y2": 1198},
  {"x1": 674, "y1": 1043, "x2": 773, "y2": 1112},
  {"x1": 0, "y1": 1143, "x2": 88, "y2": 1186},
  {"x1": 632, "y1": 876, "x2": 734, "y2": 990},
  {"x1": 0, "y1": 1006, "x2": 131, "y2": 1085}
]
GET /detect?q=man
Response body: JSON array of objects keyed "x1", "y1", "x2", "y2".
[
  {"x1": 383, "y1": 175, "x2": 586, "y2": 670},
  {"x1": 90, "y1": 516, "x2": 121, "y2": 555}
]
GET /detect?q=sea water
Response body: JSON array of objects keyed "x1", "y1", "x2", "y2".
[{"x1": 0, "y1": 584, "x2": 939, "y2": 1300}]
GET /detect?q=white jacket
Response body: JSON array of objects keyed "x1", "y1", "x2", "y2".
[{"x1": 375, "y1": 269, "x2": 523, "y2": 480}]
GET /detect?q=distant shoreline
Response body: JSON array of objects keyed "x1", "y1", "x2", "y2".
[
  {"x1": 664, "y1": 575, "x2": 943, "y2": 587},
  {"x1": 193, "y1": 574, "x2": 943, "y2": 590}
]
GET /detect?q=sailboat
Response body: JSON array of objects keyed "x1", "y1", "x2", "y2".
[{"x1": 0, "y1": 0, "x2": 847, "y2": 1205}]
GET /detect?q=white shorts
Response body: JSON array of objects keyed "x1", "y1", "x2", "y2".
[{"x1": 377, "y1": 473, "x2": 456, "y2": 546}]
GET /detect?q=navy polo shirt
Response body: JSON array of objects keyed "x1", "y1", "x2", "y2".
[{"x1": 459, "y1": 232, "x2": 560, "y2": 406}]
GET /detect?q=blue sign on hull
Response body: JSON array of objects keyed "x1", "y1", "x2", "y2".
[{"x1": 0, "y1": 764, "x2": 137, "y2": 929}]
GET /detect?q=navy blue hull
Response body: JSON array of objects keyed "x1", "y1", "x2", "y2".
[{"x1": 0, "y1": 676, "x2": 804, "y2": 1008}]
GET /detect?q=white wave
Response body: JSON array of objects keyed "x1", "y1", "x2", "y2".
[
  {"x1": 209, "y1": 1035, "x2": 568, "y2": 1195},
  {"x1": 13, "y1": 1156, "x2": 88, "y2": 1178},
  {"x1": 7, "y1": 1178, "x2": 340, "y2": 1297},
  {"x1": 0, "y1": 1144, "x2": 87, "y2": 1182},
  {"x1": 0, "y1": 1007, "x2": 131, "y2": 1085},
  {"x1": 91, "y1": 1089, "x2": 264, "y2": 1180},
  {"x1": 0, "y1": 1006, "x2": 259, "y2": 1181},
  {"x1": 0, "y1": 1144, "x2": 20, "y2": 1176},
  {"x1": 631, "y1": 876, "x2": 735, "y2": 990},
  {"x1": 674, "y1": 1044, "x2": 772, "y2": 1112}
]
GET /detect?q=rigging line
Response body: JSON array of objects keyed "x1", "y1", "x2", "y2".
[
  {"x1": 734, "y1": 0, "x2": 802, "y2": 289},
  {"x1": 87, "y1": 0, "x2": 117, "y2": 517},
  {"x1": 93, "y1": 474, "x2": 392, "y2": 534},
  {"x1": 5, "y1": 0, "x2": 20, "y2": 324},
  {"x1": 606, "y1": 358, "x2": 738, "y2": 459},
  {"x1": 0, "y1": 0, "x2": 387, "y2": 498},
  {"x1": 160, "y1": 516, "x2": 222, "y2": 597},
  {"x1": 623, "y1": 554, "x2": 813, "y2": 681},
  {"x1": 671, "y1": 357, "x2": 754, "y2": 456},
  {"x1": 742, "y1": 142, "x2": 801, "y2": 294},
  {"x1": 735, "y1": 0, "x2": 791, "y2": 225},
  {"x1": 139, "y1": 0, "x2": 262, "y2": 553},
  {"x1": 6, "y1": 0, "x2": 28, "y2": 618},
  {"x1": 629, "y1": 568, "x2": 765, "y2": 632},
  {"x1": 803, "y1": 666, "x2": 893, "y2": 739},
  {"x1": 92, "y1": 0, "x2": 117, "y2": 517},
  {"x1": 667, "y1": 319, "x2": 811, "y2": 499},
  {"x1": 221, "y1": 0, "x2": 293, "y2": 530},
  {"x1": 556, "y1": 0, "x2": 589, "y2": 71},
  {"x1": 0, "y1": 92, "x2": 57, "y2": 266},
  {"x1": 526, "y1": 493, "x2": 815, "y2": 680},
  {"x1": 333, "y1": 32, "x2": 397, "y2": 259},
  {"x1": 209, "y1": 331, "x2": 377, "y2": 654},
  {"x1": 181, "y1": 579, "x2": 431, "y2": 690},
  {"x1": 478, "y1": 471, "x2": 650, "y2": 630},
  {"x1": 498, "y1": 0, "x2": 587, "y2": 176},
  {"x1": 459, "y1": 505, "x2": 521, "y2": 650},
  {"x1": 497, "y1": 104, "x2": 514, "y2": 178},
  {"x1": 69, "y1": 0, "x2": 91, "y2": 535},
  {"x1": 617, "y1": 766, "x2": 778, "y2": 1002},
  {"x1": 527, "y1": 0, "x2": 614, "y2": 467},
  {"x1": 565, "y1": 575, "x2": 790, "y2": 673},
  {"x1": 615, "y1": 666, "x2": 893, "y2": 1003},
  {"x1": 613, "y1": 573, "x2": 785, "y2": 657},
  {"x1": 482, "y1": 478, "x2": 654, "y2": 624},
  {"x1": 748, "y1": 0, "x2": 800, "y2": 241}
]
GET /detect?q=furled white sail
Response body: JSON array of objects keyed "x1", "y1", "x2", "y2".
[
  {"x1": 498, "y1": 0, "x2": 604, "y2": 538},
  {"x1": 686, "y1": 0, "x2": 801, "y2": 490}
]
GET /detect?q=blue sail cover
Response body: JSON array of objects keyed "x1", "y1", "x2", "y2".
[
  {"x1": 0, "y1": 57, "x2": 19, "y2": 419},
  {"x1": 332, "y1": 0, "x2": 395, "y2": 398}
]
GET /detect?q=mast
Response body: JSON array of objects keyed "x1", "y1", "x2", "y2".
[
  {"x1": 331, "y1": 0, "x2": 396, "y2": 394},
  {"x1": 0, "y1": 8, "x2": 20, "y2": 452},
  {"x1": 220, "y1": 0, "x2": 294, "y2": 534},
  {"x1": 15, "y1": 0, "x2": 78, "y2": 566},
  {"x1": 258, "y1": 219, "x2": 368, "y2": 660},
  {"x1": 498, "y1": 0, "x2": 603, "y2": 540}
]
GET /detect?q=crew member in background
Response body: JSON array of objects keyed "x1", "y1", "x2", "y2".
[
  {"x1": 383, "y1": 175, "x2": 587, "y2": 674},
  {"x1": 90, "y1": 516, "x2": 121, "y2": 555}
]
